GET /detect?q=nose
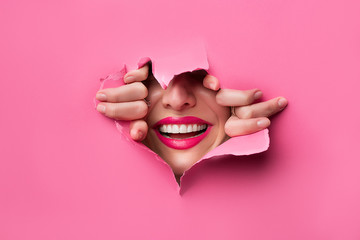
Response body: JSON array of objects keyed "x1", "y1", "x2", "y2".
[{"x1": 162, "y1": 77, "x2": 196, "y2": 111}]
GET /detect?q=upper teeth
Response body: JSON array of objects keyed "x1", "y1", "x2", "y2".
[{"x1": 159, "y1": 124, "x2": 207, "y2": 134}]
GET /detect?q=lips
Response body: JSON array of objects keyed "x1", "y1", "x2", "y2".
[{"x1": 153, "y1": 116, "x2": 212, "y2": 150}]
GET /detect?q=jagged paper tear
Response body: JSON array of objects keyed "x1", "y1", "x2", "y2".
[{"x1": 95, "y1": 41, "x2": 269, "y2": 193}]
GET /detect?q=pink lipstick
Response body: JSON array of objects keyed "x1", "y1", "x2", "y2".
[{"x1": 153, "y1": 116, "x2": 212, "y2": 150}]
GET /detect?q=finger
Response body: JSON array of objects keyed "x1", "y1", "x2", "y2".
[
  {"x1": 96, "y1": 101, "x2": 148, "y2": 120},
  {"x1": 216, "y1": 89, "x2": 263, "y2": 106},
  {"x1": 129, "y1": 120, "x2": 148, "y2": 141},
  {"x1": 203, "y1": 75, "x2": 220, "y2": 91},
  {"x1": 224, "y1": 116, "x2": 270, "y2": 137},
  {"x1": 96, "y1": 82, "x2": 148, "y2": 103},
  {"x1": 124, "y1": 64, "x2": 149, "y2": 83},
  {"x1": 235, "y1": 97, "x2": 288, "y2": 119}
]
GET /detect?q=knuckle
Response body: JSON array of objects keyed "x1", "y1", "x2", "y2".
[
  {"x1": 242, "y1": 94, "x2": 253, "y2": 105},
  {"x1": 135, "y1": 101, "x2": 148, "y2": 118},
  {"x1": 137, "y1": 83, "x2": 148, "y2": 98},
  {"x1": 131, "y1": 82, "x2": 148, "y2": 97},
  {"x1": 236, "y1": 107, "x2": 253, "y2": 119}
]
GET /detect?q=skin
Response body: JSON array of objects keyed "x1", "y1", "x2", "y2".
[
  {"x1": 96, "y1": 64, "x2": 288, "y2": 176},
  {"x1": 142, "y1": 70, "x2": 230, "y2": 176}
]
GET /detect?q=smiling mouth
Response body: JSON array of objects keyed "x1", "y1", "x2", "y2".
[
  {"x1": 153, "y1": 117, "x2": 212, "y2": 150},
  {"x1": 158, "y1": 124, "x2": 208, "y2": 139}
]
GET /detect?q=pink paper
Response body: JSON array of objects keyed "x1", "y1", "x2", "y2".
[
  {"x1": 97, "y1": 45, "x2": 270, "y2": 189},
  {"x1": 1, "y1": 0, "x2": 360, "y2": 239}
]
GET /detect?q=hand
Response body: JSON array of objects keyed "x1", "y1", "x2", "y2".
[
  {"x1": 203, "y1": 75, "x2": 288, "y2": 137},
  {"x1": 96, "y1": 65, "x2": 150, "y2": 141}
]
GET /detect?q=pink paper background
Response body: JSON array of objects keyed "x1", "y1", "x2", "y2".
[
  {"x1": 1, "y1": 0, "x2": 359, "y2": 239},
  {"x1": 98, "y1": 47, "x2": 270, "y2": 189}
]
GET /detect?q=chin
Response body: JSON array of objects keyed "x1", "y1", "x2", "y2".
[
  {"x1": 143, "y1": 127, "x2": 228, "y2": 177},
  {"x1": 163, "y1": 151, "x2": 201, "y2": 176}
]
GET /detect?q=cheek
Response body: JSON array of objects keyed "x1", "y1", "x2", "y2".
[
  {"x1": 215, "y1": 106, "x2": 231, "y2": 124},
  {"x1": 148, "y1": 88, "x2": 163, "y2": 101},
  {"x1": 196, "y1": 89, "x2": 231, "y2": 124}
]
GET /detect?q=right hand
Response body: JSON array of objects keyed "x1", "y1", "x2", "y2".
[{"x1": 96, "y1": 65, "x2": 150, "y2": 141}]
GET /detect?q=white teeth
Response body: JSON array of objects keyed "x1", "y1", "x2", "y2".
[
  {"x1": 159, "y1": 124, "x2": 207, "y2": 134},
  {"x1": 160, "y1": 125, "x2": 166, "y2": 132},
  {"x1": 172, "y1": 125, "x2": 179, "y2": 133},
  {"x1": 186, "y1": 125, "x2": 192, "y2": 133},
  {"x1": 179, "y1": 124, "x2": 187, "y2": 133}
]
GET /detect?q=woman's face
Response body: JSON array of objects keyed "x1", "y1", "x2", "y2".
[{"x1": 143, "y1": 71, "x2": 231, "y2": 176}]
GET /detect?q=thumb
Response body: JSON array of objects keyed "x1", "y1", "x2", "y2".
[{"x1": 129, "y1": 120, "x2": 148, "y2": 141}]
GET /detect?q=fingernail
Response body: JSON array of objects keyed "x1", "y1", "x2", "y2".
[
  {"x1": 278, "y1": 98, "x2": 288, "y2": 108},
  {"x1": 96, "y1": 93, "x2": 107, "y2": 101},
  {"x1": 97, "y1": 104, "x2": 106, "y2": 113},
  {"x1": 254, "y1": 91, "x2": 262, "y2": 100},
  {"x1": 125, "y1": 75, "x2": 135, "y2": 83},
  {"x1": 257, "y1": 119, "x2": 269, "y2": 128}
]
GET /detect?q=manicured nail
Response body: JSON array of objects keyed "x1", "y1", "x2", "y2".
[
  {"x1": 278, "y1": 98, "x2": 288, "y2": 108},
  {"x1": 96, "y1": 93, "x2": 107, "y2": 101},
  {"x1": 257, "y1": 119, "x2": 269, "y2": 128},
  {"x1": 254, "y1": 91, "x2": 262, "y2": 100},
  {"x1": 97, "y1": 104, "x2": 106, "y2": 113}
]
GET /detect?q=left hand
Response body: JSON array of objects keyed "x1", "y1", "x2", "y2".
[{"x1": 203, "y1": 75, "x2": 288, "y2": 137}]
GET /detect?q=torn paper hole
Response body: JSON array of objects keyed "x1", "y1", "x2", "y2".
[{"x1": 95, "y1": 42, "x2": 269, "y2": 193}]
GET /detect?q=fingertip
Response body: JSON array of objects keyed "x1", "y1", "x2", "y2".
[
  {"x1": 223, "y1": 116, "x2": 238, "y2": 137},
  {"x1": 124, "y1": 65, "x2": 149, "y2": 83},
  {"x1": 124, "y1": 73, "x2": 135, "y2": 83},
  {"x1": 130, "y1": 128, "x2": 139, "y2": 141},
  {"x1": 96, "y1": 104, "x2": 106, "y2": 114},
  {"x1": 137, "y1": 64, "x2": 149, "y2": 80},
  {"x1": 257, "y1": 118, "x2": 270, "y2": 128},
  {"x1": 254, "y1": 90, "x2": 263, "y2": 100},
  {"x1": 96, "y1": 92, "x2": 107, "y2": 101},
  {"x1": 140, "y1": 64, "x2": 149, "y2": 72},
  {"x1": 224, "y1": 122, "x2": 234, "y2": 137},
  {"x1": 203, "y1": 75, "x2": 220, "y2": 91},
  {"x1": 130, "y1": 128, "x2": 143, "y2": 141},
  {"x1": 130, "y1": 120, "x2": 148, "y2": 141},
  {"x1": 277, "y1": 97, "x2": 288, "y2": 109},
  {"x1": 136, "y1": 130, "x2": 144, "y2": 141}
]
